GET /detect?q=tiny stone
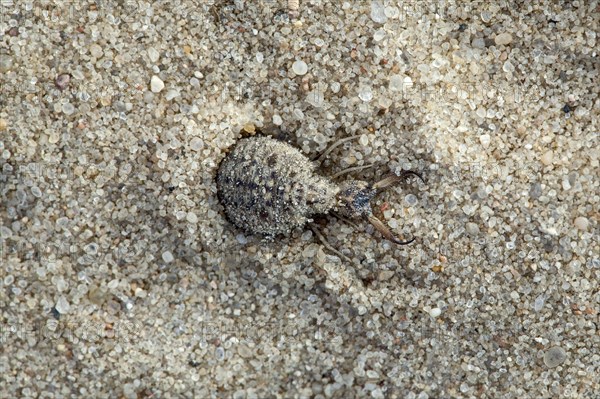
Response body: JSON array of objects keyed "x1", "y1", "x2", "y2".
[
  {"x1": 533, "y1": 294, "x2": 545, "y2": 312},
  {"x1": 389, "y1": 74, "x2": 405, "y2": 91},
  {"x1": 88, "y1": 286, "x2": 107, "y2": 305},
  {"x1": 237, "y1": 344, "x2": 253, "y2": 358},
  {"x1": 370, "y1": 1, "x2": 387, "y2": 23},
  {"x1": 472, "y1": 38, "x2": 485, "y2": 49},
  {"x1": 573, "y1": 216, "x2": 589, "y2": 231},
  {"x1": 359, "y1": 134, "x2": 369, "y2": 146},
  {"x1": 466, "y1": 222, "x2": 480, "y2": 235},
  {"x1": 55, "y1": 296, "x2": 71, "y2": 314},
  {"x1": 0, "y1": 118, "x2": 7, "y2": 131},
  {"x1": 502, "y1": 60, "x2": 514, "y2": 73},
  {"x1": 162, "y1": 251, "x2": 174, "y2": 263},
  {"x1": 544, "y1": 346, "x2": 566, "y2": 368},
  {"x1": 31, "y1": 186, "x2": 42, "y2": 198},
  {"x1": 236, "y1": 233, "x2": 248, "y2": 244},
  {"x1": 165, "y1": 89, "x2": 180, "y2": 101},
  {"x1": 479, "y1": 134, "x2": 491, "y2": 147},
  {"x1": 495, "y1": 33, "x2": 513, "y2": 45},
  {"x1": 405, "y1": 194, "x2": 418, "y2": 206},
  {"x1": 150, "y1": 75, "x2": 165, "y2": 93},
  {"x1": 529, "y1": 182, "x2": 542, "y2": 199},
  {"x1": 107, "y1": 279, "x2": 119, "y2": 289},
  {"x1": 292, "y1": 60, "x2": 308, "y2": 76},
  {"x1": 48, "y1": 131, "x2": 60, "y2": 144},
  {"x1": 148, "y1": 47, "x2": 160, "y2": 62},
  {"x1": 186, "y1": 212, "x2": 198, "y2": 223},
  {"x1": 540, "y1": 150, "x2": 554, "y2": 166},
  {"x1": 429, "y1": 307, "x2": 442, "y2": 318},
  {"x1": 84, "y1": 243, "x2": 98, "y2": 255},
  {"x1": 243, "y1": 123, "x2": 256, "y2": 133},
  {"x1": 190, "y1": 137, "x2": 204, "y2": 151},
  {"x1": 302, "y1": 244, "x2": 318, "y2": 259},
  {"x1": 331, "y1": 82, "x2": 341, "y2": 93},
  {"x1": 0, "y1": 226, "x2": 12, "y2": 238},
  {"x1": 272, "y1": 114, "x2": 283, "y2": 125},
  {"x1": 378, "y1": 270, "x2": 395, "y2": 281},
  {"x1": 358, "y1": 86, "x2": 373, "y2": 102},
  {"x1": 55, "y1": 74, "x2": 71, "y2": 90},
  {"x1": 89, "y1": 44, "x2": 103, "y2": 58},
  {"x1": 0, "y1": 53, "x2": 13, "y2": 72},
  {"x1": 373, "y1": 29, "x2": 386, "y2": 41},
  {"x1": 62, "y1": 103, "x2": 76, "y2": 115}
]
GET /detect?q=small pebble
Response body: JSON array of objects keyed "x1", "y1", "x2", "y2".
[
  {"x1": 147, "y1": 47, "x2": 160, "y2": 63},
  {"x1": 373, "y1": 29, "x2": 386, "y2": 42},
  {"x1": 55, "y1": 73, "x2": 71, "y2": 90},
  {"x1": 165, "y1": 89, "x2": 180, "y2": 101},
  {"x1": 429, "y1": 307, "x2": 442, "y2": 318},
  {"x1": 378, "y1": 270, "x2": 395, "y2": 281},
  {"x1": 359, "y1": 134, "x2": 369, "y2": 146},
  {"x1": 62, "y1": 103, "x2": 75, "y2": 115},
  {"x1": 0, "y1": 118, "x2": 7, "y2": 131},
  {"x1": 150, "y1": 75, "x2": 165, "y2": 93},
  {"x1": 55, "y1": 296, "x2": 71, "y2": 314},
  {"x1": 88, "y1": 286, "x2": 107, "y2": 305},
  {"x1": 190, "y1": 137, "x2": 204, "y2": 151},
  {"x1": 6, "y1": 27, "x2": 19, "y2": 37},
  {"x1": 573, "y1": 216, "x2": 589, "y2": 231},
  {"x1": 495, "y1": 33, "x2": 513, "y2": 45},
  {"x1": 272, "y1": 114, "x2": 283, "y2": 125},
  {"x1": 186, "y1": 212, "x2": 198, "y2": 223},
  {"x1": 31, "y1": 186, "x2": 42, "y2": 198},
  {"x1": 292, "y1": 60, "x2": 308, "y2": 76},
  {"x1": 162, "y1": 251, "x2": 174, "y2": 263},
  {"x1": 533, "y1": 294, "x2": 545, "y2": 312},
  {"x1": 370, "y1": 1, "x2": 387, "y2": 23},
  {"x1": 479, "y1": 134, "x2": 491, "y2": 147},
  {"x1": 237, "y1": 344, "x2": 253, "y2": 358},
  {"x1": 540, "y1": 150, "x2": 554, "y2": 166},
  {"x1": 405, "y1": 194, "x2": 418, "y2": 206},
  {"x1": 235, "y1": 233, "x2": 248, "y2": 244},
  {"x1": 389, "y1": 74, "x2": 404, "y2": 91},
  {"x1": 0, "y1": 53, "x2": 13, "y2": 72},
  {"x1": 358, "y1": 86, "x2": 373, "y2": 102},
  {"x1": 502, "y1": 60, "x2": 514, "y2": 73},
  {"x1": 89, "y1": 44, "x2": 103, "y2": 58},
  {"x1": 466, "y1": 222, "x2": 480, "y2": 235},
  {"x1": 544, "y1": 346, "x2": 566, "y2": 368}
]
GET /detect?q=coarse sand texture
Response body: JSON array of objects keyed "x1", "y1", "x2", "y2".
[{"x1": 1, "y1": 1, "x2": 598, "y2": 398}]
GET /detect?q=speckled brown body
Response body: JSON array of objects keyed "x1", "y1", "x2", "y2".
[{"x1": 217, "y1": 136, "x2": 339, "y2": 237}]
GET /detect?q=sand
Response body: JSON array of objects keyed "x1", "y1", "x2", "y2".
[{"x1": 1, "y1": 1, "x2": 598, "y2": 398}]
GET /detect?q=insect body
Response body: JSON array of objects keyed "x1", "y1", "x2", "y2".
[{"x1": 216, "y1": 135, "x2": 422, "y2": 244}]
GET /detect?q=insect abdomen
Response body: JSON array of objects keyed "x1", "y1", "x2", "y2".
[{"x1": 216, "y1": 136, "x2": 338, "y2": 237}]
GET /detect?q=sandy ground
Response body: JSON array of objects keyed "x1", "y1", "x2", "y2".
[{"x1": 1, "y1": 0, "x2": 598, "y2": 398}]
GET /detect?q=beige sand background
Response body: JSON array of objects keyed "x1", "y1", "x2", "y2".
[{"x1": 1, "y1": 1, "x2": 598, "y2": 398}]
